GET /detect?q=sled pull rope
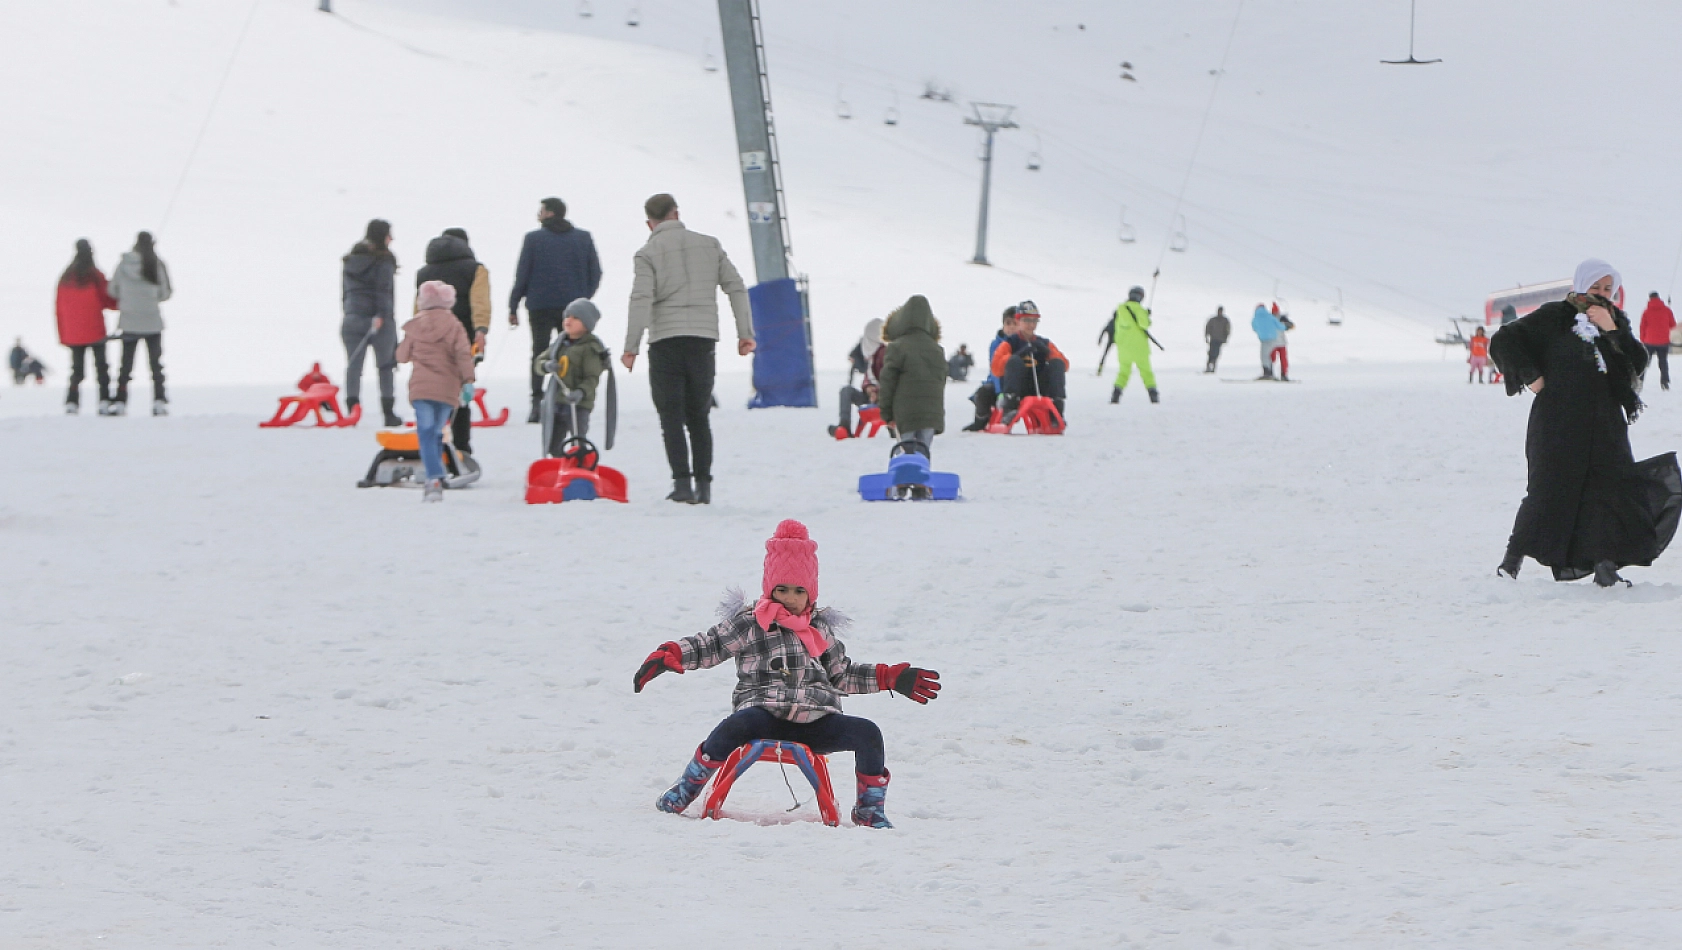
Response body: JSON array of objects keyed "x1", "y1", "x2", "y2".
[
  {"x1": 777, "y1": 756, "x2": 806, "y2": 812},
  {"x1": 1150, "y1": 0, "x2": 1245, "y2": 307},
  {"x1": 161, "y1": 0, "x2": 262, "y2": 229}
]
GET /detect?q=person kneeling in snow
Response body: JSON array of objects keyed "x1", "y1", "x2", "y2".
[{"x1": 633, "y1": 519, "x2": 941, "y2": 829}]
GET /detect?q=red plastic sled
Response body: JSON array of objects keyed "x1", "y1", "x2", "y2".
[
  {"x1": 404, "y1": 388, "x2": 509, "y2": 428},
  {"x1": 259, "y1": 364, "x2": 361, "y2": 428},
  {"x1": 702, "y1": 740, "x2": 840, "y2": 827},
  {"x1": 524, "y1": 437, "x2": 628, "y2": 504},
  {"x1": 833, "y1": 406, "x2": 887, "y2": 440},
  {"x1": 984, "y1": 396, "x2": 1065, "y2": 435}
]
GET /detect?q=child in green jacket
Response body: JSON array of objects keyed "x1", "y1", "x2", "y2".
[{"x1": 537, "y1": 298, "x2": 608, "y2": 455}]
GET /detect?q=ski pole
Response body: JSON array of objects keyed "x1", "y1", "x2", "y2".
[
  {"x1": 1097, "y1": 340, "x2": 1113, "y2": 376},
  {"x1": 1144, "y1": 330, "x2": 1165, "y2": 352}
]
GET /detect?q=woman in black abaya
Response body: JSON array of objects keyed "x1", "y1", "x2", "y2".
[{"x1": 1491, "y1": 259, "x2": 1680, "y2": 586}]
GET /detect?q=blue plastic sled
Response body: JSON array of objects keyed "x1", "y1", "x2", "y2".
[{"x1": 858, "y1": 443, "x2": 960, "y2": 501}]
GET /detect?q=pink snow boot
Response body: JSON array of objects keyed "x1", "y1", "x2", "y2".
[{"x1": 851, "y1": 770, "x2": 893, "y2": 829}]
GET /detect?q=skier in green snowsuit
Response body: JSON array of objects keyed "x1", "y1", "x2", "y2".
[{"x1": 1102, "y1": 285, "x2": 1158, "y2": 404}]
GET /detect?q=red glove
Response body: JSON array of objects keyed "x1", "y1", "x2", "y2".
[
  {"x1": 876, "y1": 663, "x2": 941, "y2": 704},
  {"x1": 634, "y1": 642, "x2": 685, "y2": 693}
]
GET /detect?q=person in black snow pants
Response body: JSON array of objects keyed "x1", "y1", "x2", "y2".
[
  {"x1": 341, "y1": 219, "x2": 403, "y2": 426},
  {"x1": 416, "y1": 228, "x2": 492, "y2": 455},
  {"x1": 633, "y1": 519, "x2": 942, "y2": 829},
  {"x1": 1204, "y1": 306, "x2": 1231, "y2": 373},
  {"x1": 509, "y1": 197, "x2": 603, "y2": 424},
  {"x1": 1491, "y1": 258, "x2": 1682, "y2": 587},
  {"x1": 108, "y1": 231, "x2": 173, "y2": 416}
]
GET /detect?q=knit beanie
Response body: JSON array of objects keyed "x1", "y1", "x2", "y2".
[
  {"x1": 564, "y1": 297, "x2": 602, "y2": 333},
  {"x1": 417, "y1": 280, "x2": 456, "y2": 311},
  {"x1": 1573, "y1": 258, "x2": 1622, "y2": 296},
  {"x1": 762, "y1": 519, "x2": 818, "y2": 604}
]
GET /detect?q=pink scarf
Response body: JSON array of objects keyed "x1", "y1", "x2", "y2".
[{"x1": 754, "y1": 596, "x2": 829, "y2": 659}]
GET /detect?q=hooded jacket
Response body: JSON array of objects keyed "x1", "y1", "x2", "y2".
[
  {"x1": 1252, "y1": 306, "x2": 1283, "y2": 342},
  {"x1": 108, "y1": 252, "x2": 172, "y2": 334},
  {"x1": 416, "y1": 235, "x2": 491, "y2": 336},
  {"x1": 342, "y1": 246, "x2": 395, "y2": 321},
  {"x1": 1639, "y1": 297, "x2": 1676, "y2": 347},
  {"x1": 56, "y1": 270, "x2": 116, "y2": 346},
  {"x1": 509, "y1": 218, "x2": 601, "y2": 313},
  {"x1": 876, "y1": 295, "x2": 947, "y2": 434},
  {"x1": 396, "y1": 307, "x2": 475, "y2": 406}
]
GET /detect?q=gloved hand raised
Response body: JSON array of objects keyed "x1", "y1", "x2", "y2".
[
  {"x1": 634, "y1": 642, "x2": 685, "y2": 692},
  {"x1": 876, "y1": 663, "x2": 941, "y2": 704}
]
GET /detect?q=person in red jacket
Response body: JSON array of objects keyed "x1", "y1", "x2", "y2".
[
  {"x1": 1467, "y1": 326, "x2": 1492, "y2": 383},
  {"x1": 1638, "y1": 292, "x2": 1675, "y2": 390},
  {"x1": 55, "y1": 239, "x2": 117, "y2": 414}
]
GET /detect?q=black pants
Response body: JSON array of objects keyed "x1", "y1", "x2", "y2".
[
  {"x1": 1206, "y1": 339, "x2": 1225, "y2": 370},
  {"x1": 67, "y1": 343, "x2": 110, "y2": 404},
  {"x1": 1646, "y1": 344, "x2": 1671, "y2": 387},
  {"x1": 547, "y1": 406, "x2": 591, "y2": 457},
  {"x1": 700, "y1": 706, "x2": 886, "y2": 776},
  {"x1": 529, "y1": 308, "x2": 566, "y2": 401},
  {"x1": 117, "y1": 333, "x2": 165, "y2": 403},
  {"x1": 648, "y1": 337, "x2": 716, "y2": 482},
  {"x1": 837, "y1": 385, "x2": 872, "y2": 429},
  {"x1": 968, "y1": 383, "x2": 998, "y2": 426}
]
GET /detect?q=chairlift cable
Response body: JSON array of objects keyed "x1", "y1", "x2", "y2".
[
  {"x1": 1149, "y1": 0, "x2": 1245, "y2": 306},
  {"x1": 159, "y1": 0, "x2": 262, "y2": 230}
]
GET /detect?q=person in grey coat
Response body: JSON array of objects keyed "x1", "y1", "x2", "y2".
[
  {"x1": 1204, "y1": 306, "x2": 1231, "y2": 373},
  {"x1": 108, "y1": 231, "x2": 173, "y2": 416},
  {"x1": 341, "y1": 219, "x2": 403, "y2": 426}
]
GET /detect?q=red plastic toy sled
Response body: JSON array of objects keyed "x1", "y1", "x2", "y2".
[
  {"x1": 259, "y1": 363, "x2": 361, "y2": 428},
  {"x1": 832, "y1": 406, "x2": 887, "y2": 440},
  {"x1": 984, "y1": 395, "x2": 1065, "y2": 435},
  {"x1": 702, "y1": 740, "x2": 840, "y2": 827},
  {"x1": 524, "y1": 437, "x2": 628, "y2": 504}
]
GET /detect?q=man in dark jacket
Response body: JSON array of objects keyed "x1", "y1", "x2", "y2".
[
  {"x1": 417, "y1": 228, "x2": 491, "y2": 453},
  {"x1": 510, "y1": 197, "x2": 603, "y2": 422},
  {"x1": 1204, "y1": 306, "x2": 1231, "y2": 373}
]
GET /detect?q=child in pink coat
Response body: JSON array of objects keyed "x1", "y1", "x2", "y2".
[
  {"x1": 396, "y1": 280, "x2": 475, "y2": 502},
  {"x1": 634, "y1": 519, "x2": 942, "y2": 828}
]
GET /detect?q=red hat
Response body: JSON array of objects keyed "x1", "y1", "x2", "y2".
[{"x1": 762, "y1": 519, "x2": 818, "y2": 603}]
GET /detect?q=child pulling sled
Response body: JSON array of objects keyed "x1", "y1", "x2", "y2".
[{"x1": 633, "y1": 519, "x2": 941, "y2": 828}]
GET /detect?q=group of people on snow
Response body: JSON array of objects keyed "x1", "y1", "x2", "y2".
[
  {"x1": 50, "y1": 233, "x2": 174, "y2": 415},
  {"x1": 334, "y1": 192, "x2": 752, "y2": 504}
]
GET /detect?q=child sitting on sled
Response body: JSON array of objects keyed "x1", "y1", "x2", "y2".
[{"x1": 633, "y1": 519, "x2": 942, "y2": 828}]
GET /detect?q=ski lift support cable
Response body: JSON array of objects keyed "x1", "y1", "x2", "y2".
[
  {"x1": 160, "y1": 0, "x2": 262, "y2": 230},
  {"x1": 1148, "y1": 0, "x2": 1245, "y2": 309}
]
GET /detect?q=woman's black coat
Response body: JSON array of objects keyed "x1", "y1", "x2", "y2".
[{"x1": 1490, "y1": 299, "x2": 1679, "y2": 578}]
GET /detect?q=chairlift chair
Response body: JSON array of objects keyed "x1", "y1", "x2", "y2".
[
  {"x1": 625, "y1": 6, "x2": 640, "y2": 26},
  {"x1": 883, "y1": 106, "x2": 899, "y2": 125},
  {"x1": 1382, "y1": 0, "x2": 1441, "y2": 65},
  {"x1": 1327, "y1": 288, "x2": 1345, "y2": 326},
  {"x1": 835, "y1": 86, "x2": 852, "y2": 120},
  {"x1": 577, "y1": 0, "x2": 592, "y2": 17},
  {"x1": 1169, "y1": 215, "x2": 1189, "y2": 253},
  {"x1": 1117, "y1": 207, "x2": 1136, "y2": 244}
]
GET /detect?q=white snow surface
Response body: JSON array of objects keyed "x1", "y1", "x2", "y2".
[
  {"x1": 5, "y1": 365, "x2": 1682, "y2": 948},
  {"x1": 8, "y1": 0, "x2": 1682, "y2": 387}
]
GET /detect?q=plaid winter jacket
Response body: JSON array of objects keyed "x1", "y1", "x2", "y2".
[{"x1": 675, "y1": 591, "x2": 884, "y2": 723}]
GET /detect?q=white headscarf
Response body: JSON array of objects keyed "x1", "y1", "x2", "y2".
[
  {"x1": 860, "y1": 318, "x2": 885, "y2": 359},
  {"x1": 1573, "y1": 258, "x2": 1622, "y2": 296}
]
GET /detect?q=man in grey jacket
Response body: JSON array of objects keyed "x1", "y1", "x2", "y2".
[{"x1": 621, "y1": 193, "x2": 755, "y2": 505}]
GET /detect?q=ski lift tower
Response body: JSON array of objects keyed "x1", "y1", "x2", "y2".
[
  {"x1": 717, "y1": 0, "x2": 816, "y2": 407},
  {"x1": 965, "y1": 102, "x2": 1018, "y2": 266}
]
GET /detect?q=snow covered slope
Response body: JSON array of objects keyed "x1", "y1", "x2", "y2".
[
  {"x1": 12, "y1": 0, "x2": 1680, "y2": 387},
  {"x1": 4, "y1": 366, "x2": 1681, "y2": 948}
]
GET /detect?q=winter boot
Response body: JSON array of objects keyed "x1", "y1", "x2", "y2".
[
  {"x1": 527, "y1": 399, "x2": 541, "y2": 424},
  {"x1": 657, "y1": 746, "x2": 723, "y2": 814},
  {"x1": 422, "y1": 478, "x2": 445, "y2": 503},
  {"x1": 1110, "y1": 386, "x2": 1121, "y2": 404},
  {"x1": 852, "y1": 771, "x2": 893, "y2": 829},
  {"x1": 693, "y1": 480, "x2": 712, "y2": 505},
  {"x1": 346, "y1": 395, "x2": 360, "y2": 412},
  {"x1": 380, "y1": 397, "x2": 402, "y2": 427},
  {"x1": 1147, "y1": 388, "x2": 1160, "y2": 404},
  {"x1": 666, "y1": 477, "x2": 695, "y2": 504},
  {"x1": 152, "y1": 399, "x2": 168, "y2": 417},
  {"x1": 97, "y1": 399, "x2": 113, "y2": 416},
  {"x1": 1593, "y1": 559, "x2": 1630, "y2": 588},
  {"x1": 1496, "y1": 556, "x2": 1521, "y2": 579},
  {"x1": 64, "y1": 401, "x2": 78, "y2": 415},
  {"x1": 109, "y1": 400, "x2": 128, "y2": 416}
]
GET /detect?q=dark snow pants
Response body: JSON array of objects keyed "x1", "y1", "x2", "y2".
[
  {"x1": 66, "y1": 343, "x2": 110, "y2": 404},
  {"x1": 700, "y1": 706, "x2": 886, "y2": 776},
  {"x1": 837, "y1": 385, "x2": 872, "y2": 431},
  {"x1": 341, "y1": 313, "x2": 396, "y2": 404},
  {"x1": 1206, "y1": 339, "x2": 1224, "y2": 370},
  {"x1": 1646, "y1": 344, "x2": 1670, "y2": 388},
  {"x1": 116, "y1": 333, "x2": 165, "y2": 404},
  {"x1": 528, "y1": 308, "x2": 566, "y2": 402},
  {"x1": 968, "y1": 383, "x2": 999, "y2": 427},
  {"x1": 648, "y1": 336, "x2": 715, "y2": 483}
]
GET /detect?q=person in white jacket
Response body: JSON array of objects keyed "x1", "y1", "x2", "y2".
[
  {"x1": 107, "y1": 231, "x2": 173, "y2": 415},
  {"x1": 620, "y1": 193, "x2": 755, "y2": 505}
]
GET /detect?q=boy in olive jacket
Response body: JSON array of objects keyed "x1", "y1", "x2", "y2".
[
  {"x1": 877, "y1": 295, "x2": 947, "y2": 458},
  {"x1": 539, "y1": 298, "x2": 609, "y2": 455}
]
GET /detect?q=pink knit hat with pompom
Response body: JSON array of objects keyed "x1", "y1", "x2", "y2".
[
  {"x1": 417, "y1": 280, "x2": 457, "y2": 312},
  {"x1": 762, "y1": 519, "x2": 818, "y2": 604}
]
